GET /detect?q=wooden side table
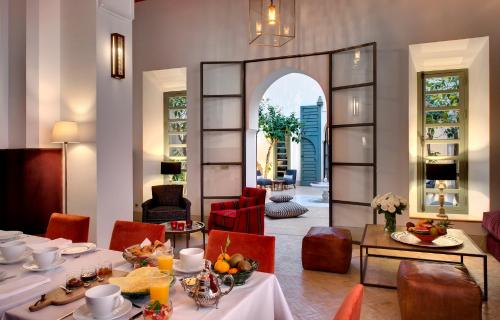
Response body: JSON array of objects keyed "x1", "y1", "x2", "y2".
[{"x1": 271, "y1": 180, "x2": 285, "y2": 191}]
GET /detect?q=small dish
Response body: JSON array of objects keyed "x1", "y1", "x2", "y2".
[
  {"x1": 0, "y1": 249, "x2": 32, "y2": 264},
  {"x1": 61, "y1": 243, "x2": 97, "y2": 255},
  {"x1": 73, "y1": 298, "x2": 132, "y2": 320},
  {"x1": 22, "y1": 257, "x2": 66, "y2": 272},
  {"x1": 173, "y1": 259, "x2": 205, "y2": 274}
]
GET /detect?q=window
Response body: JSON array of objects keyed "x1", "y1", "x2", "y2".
[
  {"x1": 417, "y1": 70, "x2": 468, "y2": 214},
  {"x1": 164, "y1": 91, "x2": 187, "y2": 188}
]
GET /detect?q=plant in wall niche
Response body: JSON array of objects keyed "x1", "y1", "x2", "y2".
[
  {"x1": 258, "y1": 99, "x2": 303, "y2": 179},
  {"x1": 371, "y1": 193, "x2": 408, "y2": 233}
]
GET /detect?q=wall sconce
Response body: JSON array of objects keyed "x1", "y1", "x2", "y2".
[
  {"x1": 353, "y1": 49, "x2": 361, "y2": 67},
  {"x1": 111, "y1": 33, "x2": 125, "y2": 79},
  {"x1": 352, "y1": 96, "x2": 360, "y2": 116}
]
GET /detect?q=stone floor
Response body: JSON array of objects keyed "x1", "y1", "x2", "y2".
[{"x1": 151, "y1": 186, "x2": 500, "y2": 319}]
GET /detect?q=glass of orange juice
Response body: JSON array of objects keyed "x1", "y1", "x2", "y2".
[
  {"x1": 149, "y1": 273, "x2": 172, "y2": 305},
  {"x1": 157, "y1": 247, "x2": 174, "y2": 275}
]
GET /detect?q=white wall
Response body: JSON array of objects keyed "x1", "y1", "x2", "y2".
[
  {"x1": 95, "y1": 0, "x2": 134, "y2": 246},
  {"x1": 133, "y1": 0, "x2": 500, "y2": 235},
  {"x1": 408, "y1": 37, "x2": 490, "y2": 223},
  {"x1": 0, "y1": 0, "x2": 8, "y2": 148}
]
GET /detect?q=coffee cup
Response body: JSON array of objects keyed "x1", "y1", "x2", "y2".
[
  {"x1": 179, "y1": 248, "x2": 204, "y2": 271},
  {"x1": 0, "y1": 240, "x2": 26, "y2": 261},
  {"x1": 85, "y1": 284, "x2": 124, "y2": 319},
  {"x1": 32, "y1": 247, "x2": 59, "y2": 268}
]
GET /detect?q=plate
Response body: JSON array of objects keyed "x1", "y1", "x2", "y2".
[
  {"x1": 0, "y1": 249, "x2": 32, "y2": 264},
  {"x1": 173, "y1": 259, "x2": 205, "y2": 274},
  {"x1": 0, "y1": 231, "x2": 22, "y2": 241},
  {"x1": 61, "y1": 243, "x2": 97, "y2": 255},
  {"x1": 73, "y1": 299, "x2": 132, "y2": 320},
  {"x1": 22, "y1": 257, "x2": 66, "y2": 272},
  {"x1": 391, "y1": 231, "x2": 464, "y2": 248}
]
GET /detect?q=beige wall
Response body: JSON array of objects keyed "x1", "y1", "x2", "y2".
[{"x1": 133, "y1": 0, "x2": 500, "y2": 227}]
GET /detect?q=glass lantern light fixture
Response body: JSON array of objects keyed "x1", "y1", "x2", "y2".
[
  {"x1": 111, "y1": 33, "x2": 125, "y2": 79},
  {"x1": 249, "y1": 0, "x2": 295, "y2": 47},
  {"x1": 351, "y1": 96, "x2": 360, "y2": 116}
]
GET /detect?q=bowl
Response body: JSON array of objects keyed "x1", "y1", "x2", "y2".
[{"x1": 215, "y1": 259, "x2": 259, "y2": 286}]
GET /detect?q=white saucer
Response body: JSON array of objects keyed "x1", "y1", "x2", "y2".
[
  {"x1": 0, "y1": 249, "x2": 32, "y2": 264},
  {"x1": 22, "y1": 257, "x2": 66, "y2": 272},
  {"x1": 61, "y1": 243, "x2": 97, "y2": 255},
  {"x1": 0, "y1": 231, "x2": 23, "y2": 242},
  {"x1": 73, "y1": 299, "x2": 132, "y2": 320},
  {"x1": 173, "y1": 259, "x2": 205, "y2": 274}
]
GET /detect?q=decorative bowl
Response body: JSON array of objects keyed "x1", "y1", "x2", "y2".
[{"x1": 214, "y1": 259, "x2": 259, "y2": 286}]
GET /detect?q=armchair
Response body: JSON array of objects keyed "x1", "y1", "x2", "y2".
[
  {"x1": 283, "y1": 169, "x2": 297, "y2": 188},
  {"x1": 208, "y1": 187, "x2": 266, "y2": 235},
  {"x1": 257, "y1": 170, "x2": 272, "y2": 188},
  {"x1": 142, "y1": 185, "x2": 191, "y2": 224}
]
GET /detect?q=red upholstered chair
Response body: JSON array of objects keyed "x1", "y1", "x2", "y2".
[
  {"x1": 109, "y1": 220, "x2": 165, "y2": 251},
  {"x1": 333, "y1": 284, "x2": 364, "y2": 320},
  {"x1": 45, "y1": 212, "x2": 90, "y2": 242},
  {"x1": 208, "y1": 187, "x2": 266, "y2": 235},
  {"x1": 205, "y1": 230, "x2": 275, "y2": 273}
]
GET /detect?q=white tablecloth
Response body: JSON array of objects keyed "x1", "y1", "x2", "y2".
[
  {"x1": 0, "y1": 236, "x2": 125, "y2": 318},
  {"x1": 2, "y1": 236, "x2": 294, "y2": 320}
]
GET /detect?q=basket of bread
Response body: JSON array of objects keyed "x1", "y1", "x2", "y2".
[{"x1": 123, "y1": 239, "x2": 171, "y2": 268}]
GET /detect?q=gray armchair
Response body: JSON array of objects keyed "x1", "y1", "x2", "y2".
[
  {"x1": 257, "y1": 170, "x2": 272, "y2": 188},
  {"x1": 283, "y1": 169, "x2": 297, "y2": 188},
  {"x1": 142, "y1": 185, "x2": 191, "y2": 224}
]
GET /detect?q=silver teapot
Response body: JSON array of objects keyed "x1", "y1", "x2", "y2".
[{"x1": 181, "y1": 261, "x2": 234, "y2": 309}]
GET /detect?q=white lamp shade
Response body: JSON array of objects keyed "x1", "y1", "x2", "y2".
[{"x1": 51, "y1": 121, "x2": 79, "y2": 143}]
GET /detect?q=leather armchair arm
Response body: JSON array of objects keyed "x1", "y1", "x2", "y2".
[
  {"x1": 181, "y1": 197, "x2": 192, "y2": 221},
  {"x1": 142, "y1": 199, "x2": 154, "y2": 221}
]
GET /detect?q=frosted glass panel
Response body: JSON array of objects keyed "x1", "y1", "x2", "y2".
[
  {"x1": 203, "y1": 165, "x2": 242, "y2": 197},
  {"x1": 203, "y1": 132, "x2": 242, "y2": 163},
  {"x1": 332, "y1": 46, "x2": 373, "y2": 87},
  {"x1": 333, "y1": 87, "x2": 373, "y2": 125},
  {"x1": 332, "y1": 166, "x2": 373, "y2": 203},
  {"x1": 203, "y1": 98, "x2": 242, "y2": 129},
  {"x1": 203, "y1": 64, "x2": 241, "y2": 95},
  {"x1": 333, "y1": 204, "x2": 373, "y2": 228},
  {"x1": 333, "y1": 127, "x2": 373, "y2": 163}
]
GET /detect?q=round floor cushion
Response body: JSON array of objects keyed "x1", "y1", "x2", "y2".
[{"x1": 265, "y1": 201, "x2": 308, "y2": 219}]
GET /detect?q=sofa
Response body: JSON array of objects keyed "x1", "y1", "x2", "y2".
[
  {"x1": 142, "y1": 185, "x2": 191, "y2": 224},
  {"x1": 483, "y1": 211, "x2": 500, "y2": 261}
]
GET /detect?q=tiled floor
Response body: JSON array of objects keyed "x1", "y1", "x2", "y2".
[{"x1": 161, "y1": 187, "x2": 500, "y2": 319}]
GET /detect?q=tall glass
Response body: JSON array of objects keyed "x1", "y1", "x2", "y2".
[
  {"x1": 149, "y1": 274, "x2": 172, "y2": 305},
  {"x1": 157, "y1": 247, "x2": 174, "y2": 276}
]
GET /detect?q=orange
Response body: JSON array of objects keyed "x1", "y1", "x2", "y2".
[
  {"x1": 228, "y1": 268, "x2": 238, "y2": 275},
  {"x1": 217, "y1": 253, "x2": 230, "y2": 261},
  {"x1": 214, "y1": 260, "x2": 230, "y2": 273}
]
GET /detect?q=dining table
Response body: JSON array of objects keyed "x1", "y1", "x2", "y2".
[{"x1": 1, "y1": 234, "x2": 294, "y2": 320}]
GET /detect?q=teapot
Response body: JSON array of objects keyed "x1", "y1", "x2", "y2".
[{"x1": 181, "y1": 261, "x2": 234, "y2": 309}]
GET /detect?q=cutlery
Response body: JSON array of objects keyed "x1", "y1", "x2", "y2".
[
  {"x1": 128, "y1": 310, "x2": 143, "y2": 320},
  {"x1": 56, "y1": 310, "x2": 74, "y2": 320},
  {"x1": 59, "y1": 285, "x2": 72, "y2": 294}
]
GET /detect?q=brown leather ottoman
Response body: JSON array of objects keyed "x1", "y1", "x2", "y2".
[
  {"x1": 397, "y1": 261, "x2": 482, "y2": 320},
  {"x1": 301, "y1": 227, "x2": 352, "y2": 273}
]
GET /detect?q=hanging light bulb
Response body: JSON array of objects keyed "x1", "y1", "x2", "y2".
[{"x1": 268, "y1": 0, "x2": 277, "y2": 25}]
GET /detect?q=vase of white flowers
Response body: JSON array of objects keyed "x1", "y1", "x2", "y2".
[{"x1": 371, "y1": 193, "x2": 408, "y2": 233}]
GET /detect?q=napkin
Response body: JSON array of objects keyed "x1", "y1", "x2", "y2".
[
  {"x1": 0, "y1": 275, "x2": 50, "y2": 301},
  {"x1": 27, "y1": 238, "x2": 72, "y2": 251}
]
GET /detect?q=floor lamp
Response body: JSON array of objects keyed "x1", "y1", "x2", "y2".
[{"x1": 52, "y1": 121, "x2": 79, "y2": 213}]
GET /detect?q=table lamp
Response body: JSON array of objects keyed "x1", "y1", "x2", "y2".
[
  {"x1": 52, "y1": 121, "x2": 79, "y2": 213},
  {"x1": 161, "y1": 162, "x2": 182, "y2": 183},
  {"x1": 425, "y1": 163, "x2": 457, "y2": 218}
]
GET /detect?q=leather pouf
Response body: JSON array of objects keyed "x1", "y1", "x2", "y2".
[
  {"x1": 301, "y1": 227, "x2": 352, "y2": 273},
  {"x1": 397, "y1": 261, "x2": 482, "y2": 320}
]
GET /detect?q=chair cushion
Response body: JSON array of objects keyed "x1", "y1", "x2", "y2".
[
  {"x1": 239, "y1": 196, "x2": 257, "y2": 208},
  {"x1": 269, "y1": 194, "x2": 293, "y2": 203},
  {"x1": 152, "y1": 185, "x2": 183, "y2": 206},
  {"x1": 483, "y1": 211, "x2": 500, "y2": 240},
  {"x1": 265, "y1": 201, "x2": 308, "y2": 218},
  {"x1": 212, "y1": 210, "x2": 238, "y2": 229}
]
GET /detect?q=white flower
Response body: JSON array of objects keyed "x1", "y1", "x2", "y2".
[
  {"x1": 381, "y1": 203, "x2": 388, "y2": 211},
  {"x1": 388, "y1": 206, "x2": 396, "y2": 213}
]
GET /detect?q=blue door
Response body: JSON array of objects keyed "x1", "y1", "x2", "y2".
[{"x1": 300, "y1": 105, "x2": 321, "y2": 186}]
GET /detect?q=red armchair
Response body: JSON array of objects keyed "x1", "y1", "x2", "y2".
[{"x1": 208, "y1": 187, "x2": 266, "y2": 235}]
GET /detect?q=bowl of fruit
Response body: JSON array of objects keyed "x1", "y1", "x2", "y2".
[
  {"x1": 406, "y1": 219, "x2": 450, "y2": 243},
  {"x1": 212, "y1": 236, "x2": 259, "y2": 286}
]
